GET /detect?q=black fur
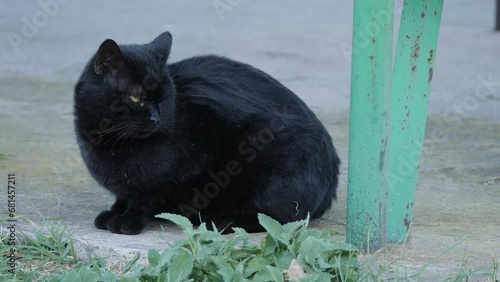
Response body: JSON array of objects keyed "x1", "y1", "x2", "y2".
[{"x1": 74, "y1": 31, "x2": 340, "y2": 235}]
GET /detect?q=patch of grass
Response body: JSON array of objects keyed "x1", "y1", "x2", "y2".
[
  {"x1": 2, "y1": 214, "x2": 359, "y2": 281},
  {"x1": 1, "y1": 215, "x2": 498, "y2": 281},
  {"x1": 1, "y1": 218, "x2": 81, "y2": 281},
  {"x1": 354, "y1": 233, "x2": 499, "y2": 282},
  {"x1": 0, "y1": 153, "x2": 9, "y2": 160},
  {"x1": 441, "y1": 247, "x2": 499, "y2": 282}
]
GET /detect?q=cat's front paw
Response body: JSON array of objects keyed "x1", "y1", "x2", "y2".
[
  {"x1": 94, "y1": 210, "x2": 117, "y2": 230},
  {"x1": 106, "y1": 214, "x2": 144, "y2": 235}
]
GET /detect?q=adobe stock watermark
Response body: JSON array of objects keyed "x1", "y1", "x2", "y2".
[
  {"x1": 339, "y1": 0, "x2": 403, "y2": 64},
  {"x1": 388, "y1": 74, "x2": 500, "y2": 185},
  {"x1": 178, "y1": 106, "x2": 290, "y2": 217},
  {"x1": 7, "y1": 0, "x2": 72, "y2": 53},
  {"x1": 212, "y1": 0, "x2": 245, "y2": 21}
]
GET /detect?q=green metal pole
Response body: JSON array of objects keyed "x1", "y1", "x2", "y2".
[
  {"x1": 387, "y1": 0, "x2": 443, "y2": 243},
  {"x1": 496, "y1": 0, "x2": 500, "y2": 31},
  {"x1": 347, "y1": 0, "x2": 394, "y2": 251}
]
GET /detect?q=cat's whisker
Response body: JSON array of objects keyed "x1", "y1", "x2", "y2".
[
  {"x1": 172, "y1": 132, "x2": 189, "y2": 157},
  {"x1": 108, "y1": 132, "x2": 125, "y2": 152},
  {"x1": 87, "y1": 124, "x2": 134, "y2": 144},
  {"x1": 102, "y1": 135, "x2": 124, "y2": 151},
  {"x1": 101, "y1": 124, "x2": 137, "y2": 136},
  {"x1": 117, "y1": 128, "x2": 136, "y2": 153},
  {"x1": 100, "y1": 125, "x2": 135, "y2": 149},
  {"x1": 102, "y1": 124, "x2": 132, "y2": 133},
  {"x1": 110, "y1": 127, "x2": 135, "y2": 151}
]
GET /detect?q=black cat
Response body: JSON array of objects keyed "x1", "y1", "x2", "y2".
[{"x1": 74, "y1": 31, "x2": 340, "y2": 235}]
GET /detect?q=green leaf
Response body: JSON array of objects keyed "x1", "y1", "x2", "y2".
[
  {"x1": 296, "y1": 229, "x2": 328, "y2": 243},
  {"x1": 324, "y1": 243, "x2": 358, "y2": 268},
  {"x1": 257, "y1": 214, "x2": 284, "y2": 238},
  {"x1": 252, "y1": 266, "x2": 284, "y2": 282},
  {"x1": 265, "y1": 266, "x2": 284, "y2": 282},
  {"x1": 243, "y1": 257, "x2": 268, "y2": 277},
  {"x1": 101, "y1": 270, "x2": 118, "y2": 282},
  {"x1": 282, "y1": 215, "x2": 309, "y2": 234},
  {"x1": 299, "y1": 237, "x2": 326, "y2": 265},
  {"x1": 155, "y1": 213, "x2": 194, "y2": 236},
  {"x1": 221, "y1": 228, "x2": 249, "y2": 256},
  {"x1": 211, "y1": 255, "x2": 234, "y2": 269},
  {"x1": 166, "y1": 250, "x2": 194, "y2": 281},
  {"x1": 232, "y1": 227, "x2": 249, "y2": 244},
  {"x1": 49, "y1": 277, "x2": 62, "y2": 282},
  {"x1": 61, "y1": 269, "x2": 81, "y2": 282},
  {"x1": 230, "y1": 247, "x2": 261, "y2": 261},
  {"x1": 211, "y1": 256, "x2": 234, "y2": 281},
  {"x1": 148, "y1": 249, "x2": 160, "y2": 267},
  {"x1": 275, "y1": 251, "x2": 296, "y2": 269},
  {"x1": 197, "y1": 244, "x2": 220, "y2": 261},
  {"x1": 198, "y1": 230, "x2": 224, "y2": 245},
  {"x1": 198, "y1": 222, "x2": 209, "y2": 232},
  {"x1": 333, "y1": 242, "x2": 358, "y2": 253},
  {"x1": 251, "y1": 271, "x2": 269, "y2": 281},
  {"x1": 215, "y1": 265, "x2": 235, "y2": 281},
  {"x1": 317, "y1": 256, "x2": 333, "y2": 270},
  {"x1": 316, "y1": 272, "x2": 334, "y2": 281},
  {"x1": 78, "y1": 266, "x2": 100, "y2": 282},
  {"x1": 298, "y1": 273, "x2": 320, "y2": 282},
  {"x1": 157, "y1": 248, "x2": 177, "y2": 270},
  {"x1": 291, "y1": 229, "x2": 328, "y2": 254},
  {"x1": 260, "y1": 235, "x2": 279, "y2": 258},
  {"x1": 234, "y1": 259, "x2": 248, "y2": 278},
  {"x1": 231, "y1": 271, "x2": 246, "y2": 282}
]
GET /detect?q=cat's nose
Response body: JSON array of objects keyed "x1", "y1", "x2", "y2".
[
  {"x1": 150, "y1": 115, "x2": 160, "y2": 124},
  {"x1": 149, "y1": 106, "x2": 161, "y2": 125}
]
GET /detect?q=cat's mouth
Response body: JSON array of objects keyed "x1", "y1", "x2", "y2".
[
  {"x1": 133, "y1": 129, "x2": 156, "y2": 139},
  {"x1": 130, "y1": 121, "x2": 161, "y2": 139}
]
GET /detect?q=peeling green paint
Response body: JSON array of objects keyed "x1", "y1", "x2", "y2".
[
  {"x1": 346, "y1": 0, "x2": 393, "y2": 252},
  {"x1": 388, "y1": 0, "x2": 443, "y2": 243},
  {"x1": 347, "y1": 0, "x2": 443, "y2": 250}
]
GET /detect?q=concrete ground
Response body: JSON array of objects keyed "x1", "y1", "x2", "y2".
[{"x1": 0, "y1": 0, "x2": 499, "y2": 280}]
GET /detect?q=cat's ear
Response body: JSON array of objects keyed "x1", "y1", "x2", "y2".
[
  {"x1": 149, "y1": 31, "x2": 172, "y2": 63},
  {"x1": 94, "y1": 39, "x2": 126, "y2": 75}
]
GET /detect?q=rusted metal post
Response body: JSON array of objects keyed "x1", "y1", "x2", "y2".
[
  {"x1": 346, "y1": 0, "x2": 394, "y2": 251},
  {"x1": 387, "y1": 0, "x2": 443, "y2": 243}
]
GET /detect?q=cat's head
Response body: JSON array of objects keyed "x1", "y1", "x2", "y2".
[{"x1": 75, "y1": 31, "x2": 176, "y2": 145}]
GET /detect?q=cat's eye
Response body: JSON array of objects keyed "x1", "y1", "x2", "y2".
[{"x1": 129, "y1": 95, "x2": 140, "y2": 103}]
